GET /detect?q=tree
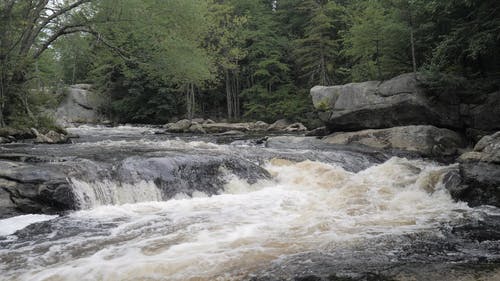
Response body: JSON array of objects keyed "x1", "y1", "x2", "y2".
[
  {"x1": 53, "y1": 33, "x2": 92, "y2": 85},
  {"x1": 0, "y1": 0, "x2": 92, "y2": 127},
  {"x1": 206, "y1": 1, "x2": 248, "y2": 120},
  {"x1": 428, "y1": 0, "x2": 500, "y2": 78},
  {"x1": 90, "y1": 0, "x2": 215, "y2": 123},
  {"x1": 292, "y1": 0, "x2": 345, "y2": 86}
]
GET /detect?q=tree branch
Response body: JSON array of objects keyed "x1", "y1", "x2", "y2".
[
  {"x1": 32, "y1": 24, "x2": 88, "y2": 59},
  {"x1": 33, "y1": 25, "x2": 131, "y2": 62},
  {"x1": 27, "y1": 0, "x2": 93, "y2": 54},
  {"x1": 19, "y1": 0, "x2": 50, "y2": 55}
]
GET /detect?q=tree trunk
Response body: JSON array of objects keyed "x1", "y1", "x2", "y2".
[
  {"x1": 375, "y1": 39, "x2": 382, "y2": 80},
  {"x1": 0, "y1": 83, "x2": 5, "y2": 128},
  {"x1": 232, "y1": 71, "x2": 239, "y2": 119},
  {"x1": 72, "y1": 55, "x2": 77, "y2": 84},
  {"x1": 191, "y1": 83, "x2": 195, "y2": 119},
  {"x1": 410, "y1": 28, "x2": 417, "y2": 74},
  {"x1": 0, "y1": 70, "x2": 5, "y2": 127},
  {"x1": 225, "y1": 69, "x2": 233, "y2": 119},
  {"x1": 408, "y1": 4, "x2": 417, "y2": 75},
  {"x1": 319, "y1": 39, "x2": 330, "y2": 86},
  {"x1": 186, "y1": 83, "x2": 196, "y2": 120}
]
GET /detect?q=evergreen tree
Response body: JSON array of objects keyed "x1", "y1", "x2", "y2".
[
  {"x1": 343, "y1": 1, "x2": 410, "y2": 81},
  {"x1": 292, "y1": 0, "x2": 345, "y2": 86}
]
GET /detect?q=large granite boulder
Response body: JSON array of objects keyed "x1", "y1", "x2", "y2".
[
  {"x1": 311, "y1": 73, "x2": 460, "y2": 131},
  {"x1": 323, "y1": 125, "x2": 464, "y2": 158},
  {"x1": 55, "y1": 84, "x2": 103, "y2": 126},
  {"x1": 455, "y1": 132, "x2": 500, "y2": 207}
]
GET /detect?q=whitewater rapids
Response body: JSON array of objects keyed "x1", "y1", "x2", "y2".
[{"x1": 0, "y1": 153, "x2": 475, "y2": 281}]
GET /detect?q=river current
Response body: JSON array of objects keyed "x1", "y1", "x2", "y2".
[{"x1": 0, "y1": 126, "x2": 499, "y2": 281}]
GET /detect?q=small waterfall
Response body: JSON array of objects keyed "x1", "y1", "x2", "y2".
[
  {"x1": 70, "y1": 179, "x2": 163, "y2": 208},
  {"x1": 2, "y1": 156, "x2": 489, "y2": 281}
]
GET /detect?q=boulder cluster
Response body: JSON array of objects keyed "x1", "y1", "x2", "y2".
[
  {"x1": 162, "y1": 118, "x2": 308, "y2": 134},
  {"x1": 310, "y1": 73, "x2": 500, "y2": 207}
]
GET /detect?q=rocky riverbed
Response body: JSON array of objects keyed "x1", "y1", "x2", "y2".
[
  {"x1": 0, "y1": 125, "x2": 499, "y2": 281},
  {"x1": 0, "y1": 73, "x2": 499, "y2": 280}
]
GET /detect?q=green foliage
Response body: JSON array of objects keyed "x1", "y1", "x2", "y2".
[
  {"x1": 343, "y1": 1, "x2": 411, "y2": 81},
  {"x1": 2, "y1": 0, "x2": 499, "y2": 129},
  {"x1": 242, "y1": 85, "x2": 312, "y2": 123},
  {"x1": 89, "y1": 0, "x2": 215, "y2": 123},
  {"x1": 292, "y1": 0, "x2": 345, "y2": 86},
  {"x1": 52, "y1": 34, "x2": 93, "y2": 85}
]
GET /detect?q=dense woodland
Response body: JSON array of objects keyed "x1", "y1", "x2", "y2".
[{"x1": 0, "y1": 0, "x2": 499, "y2": 129}]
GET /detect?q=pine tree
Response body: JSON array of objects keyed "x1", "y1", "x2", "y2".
[{"x1": 292, "y1": 1, "x2": 345, "y2": 86}]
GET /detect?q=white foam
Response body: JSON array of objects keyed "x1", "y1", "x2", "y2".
[
  {"x1": 0, "y1": 214, "x2": 58, "y2": 236},
  {"x1": 71, "y1": 179, "x2": 164, "y2": 208},
  {"x1": 2, "y1": 157, "x2": 475, "y2": 281}
]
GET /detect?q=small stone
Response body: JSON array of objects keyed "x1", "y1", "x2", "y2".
[
  {"x1": 267, "y1": 119, "x2": 291, "y2": 131},
  {"x1": 285, "y1": 123, "x2": 308, "y2": 132}
]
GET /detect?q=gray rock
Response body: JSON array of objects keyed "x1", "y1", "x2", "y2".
[
  {"x1": 218, "y1": 130, "x2": 245, "y2": 136},
  {"x1": 253, "y1": 121, "x2": 269, "y2": 131},
  {"x1": 164, "y1": 119, "x2": 192, "y2": 132},
  {"x1": 55, "y1": 84, "x2": 103, "y2": 126},
  {"x1": 0, "y1": 137, "x2": 11, "y2": 144},
  {"x1": 457, "y1": 131, "x2": 500, "y2": 207},
  {"x1": 460, "y1": 131, "x2": 500, "y2": 164},
  {"x1": 0, "y1": 152, "x2": 271, "y2": 216},
  {"x1": 267, "y1": 119, "x2": 291, "y2": 131},
  {"x1": 188, "y1": 123, "x2": 206, "y2": 134},
  {"x1": 71, "y1": 84, "x2": 92, "y2": 90},
  {"x1": 31, "y1": 129, "x2": 70, "y2": 144},
  {"x1": 458, "y1": 162, "x2": 500, "y2": 207},
  {"x1": 45, "y1": 130, "x2": 71, "y2": 144},
  {"x1": 265, "y1": 136, "x2": 335, "y2": 150},
  {"x1": 203, "y1": 119, "x2": 215, "y2": 124},
  {"x1": 305, "y1": 126, "x2": 329, "y2": 137},
  {"x1": 284, "y1": 122, "x2": 308, "y2": 132},
  {"x1": 311, "y1": 73, "x2": 460, "y2": 131},
  {"x1": 202, "y1": 123, "x2": 251, "y2": 133},
  {"x1": 323, "y1": 125, "x2": 464, "y2": 157},
  {"x1": 0, "y1": 160, "x2": 79, "y2": 215}
]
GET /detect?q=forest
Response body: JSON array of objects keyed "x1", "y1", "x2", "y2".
[{"x1": 0, "y1": 0, "x2": 499, "y2": 129}]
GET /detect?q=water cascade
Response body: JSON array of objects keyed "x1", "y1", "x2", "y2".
[{"x1": 0, "y1": 126, "x2": 499, "y2": 281}]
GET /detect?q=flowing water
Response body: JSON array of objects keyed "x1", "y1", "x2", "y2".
[{"x1": 0, "y1": 126, "x2": 499, "y2": 281}]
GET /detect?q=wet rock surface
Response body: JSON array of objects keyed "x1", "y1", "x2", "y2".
[
  {"x1": 249, "y1": 208, "x2": 500, "y2": 281},
  {"x1": 323, "y1": 125, "x2": 465, "y2": 158},
  {"x1": 1, "y1": 126, "x2": 500, "y2": 280},
  {"x1": 456, "y1": 132, "x2": 500, "y2": 208},
  {"x1": 0, "y1": 150, "x2": 270, "y2": 216},
  {"x1": 0, "y1": 126, "x2": 387, "y2": 217},
  {"x1": 163, "y1": 119, "x2": 310, "y2": 134}
]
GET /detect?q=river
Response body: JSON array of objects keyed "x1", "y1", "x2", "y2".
[{"x1": 0, "y1": 126, "x2": 499, "y2": 281}]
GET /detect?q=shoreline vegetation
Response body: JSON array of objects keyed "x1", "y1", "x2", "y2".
[{"x1": 0, "y1": 0, "x2": 498, "y2": 133}]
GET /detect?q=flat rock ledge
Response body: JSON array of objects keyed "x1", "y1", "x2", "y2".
[
  {"x1": 162, "y1": 119, "x2": 309, "y2": 134},
  {"x1": 323, "y1": 125, "x2": 464, "y2": 158}
]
